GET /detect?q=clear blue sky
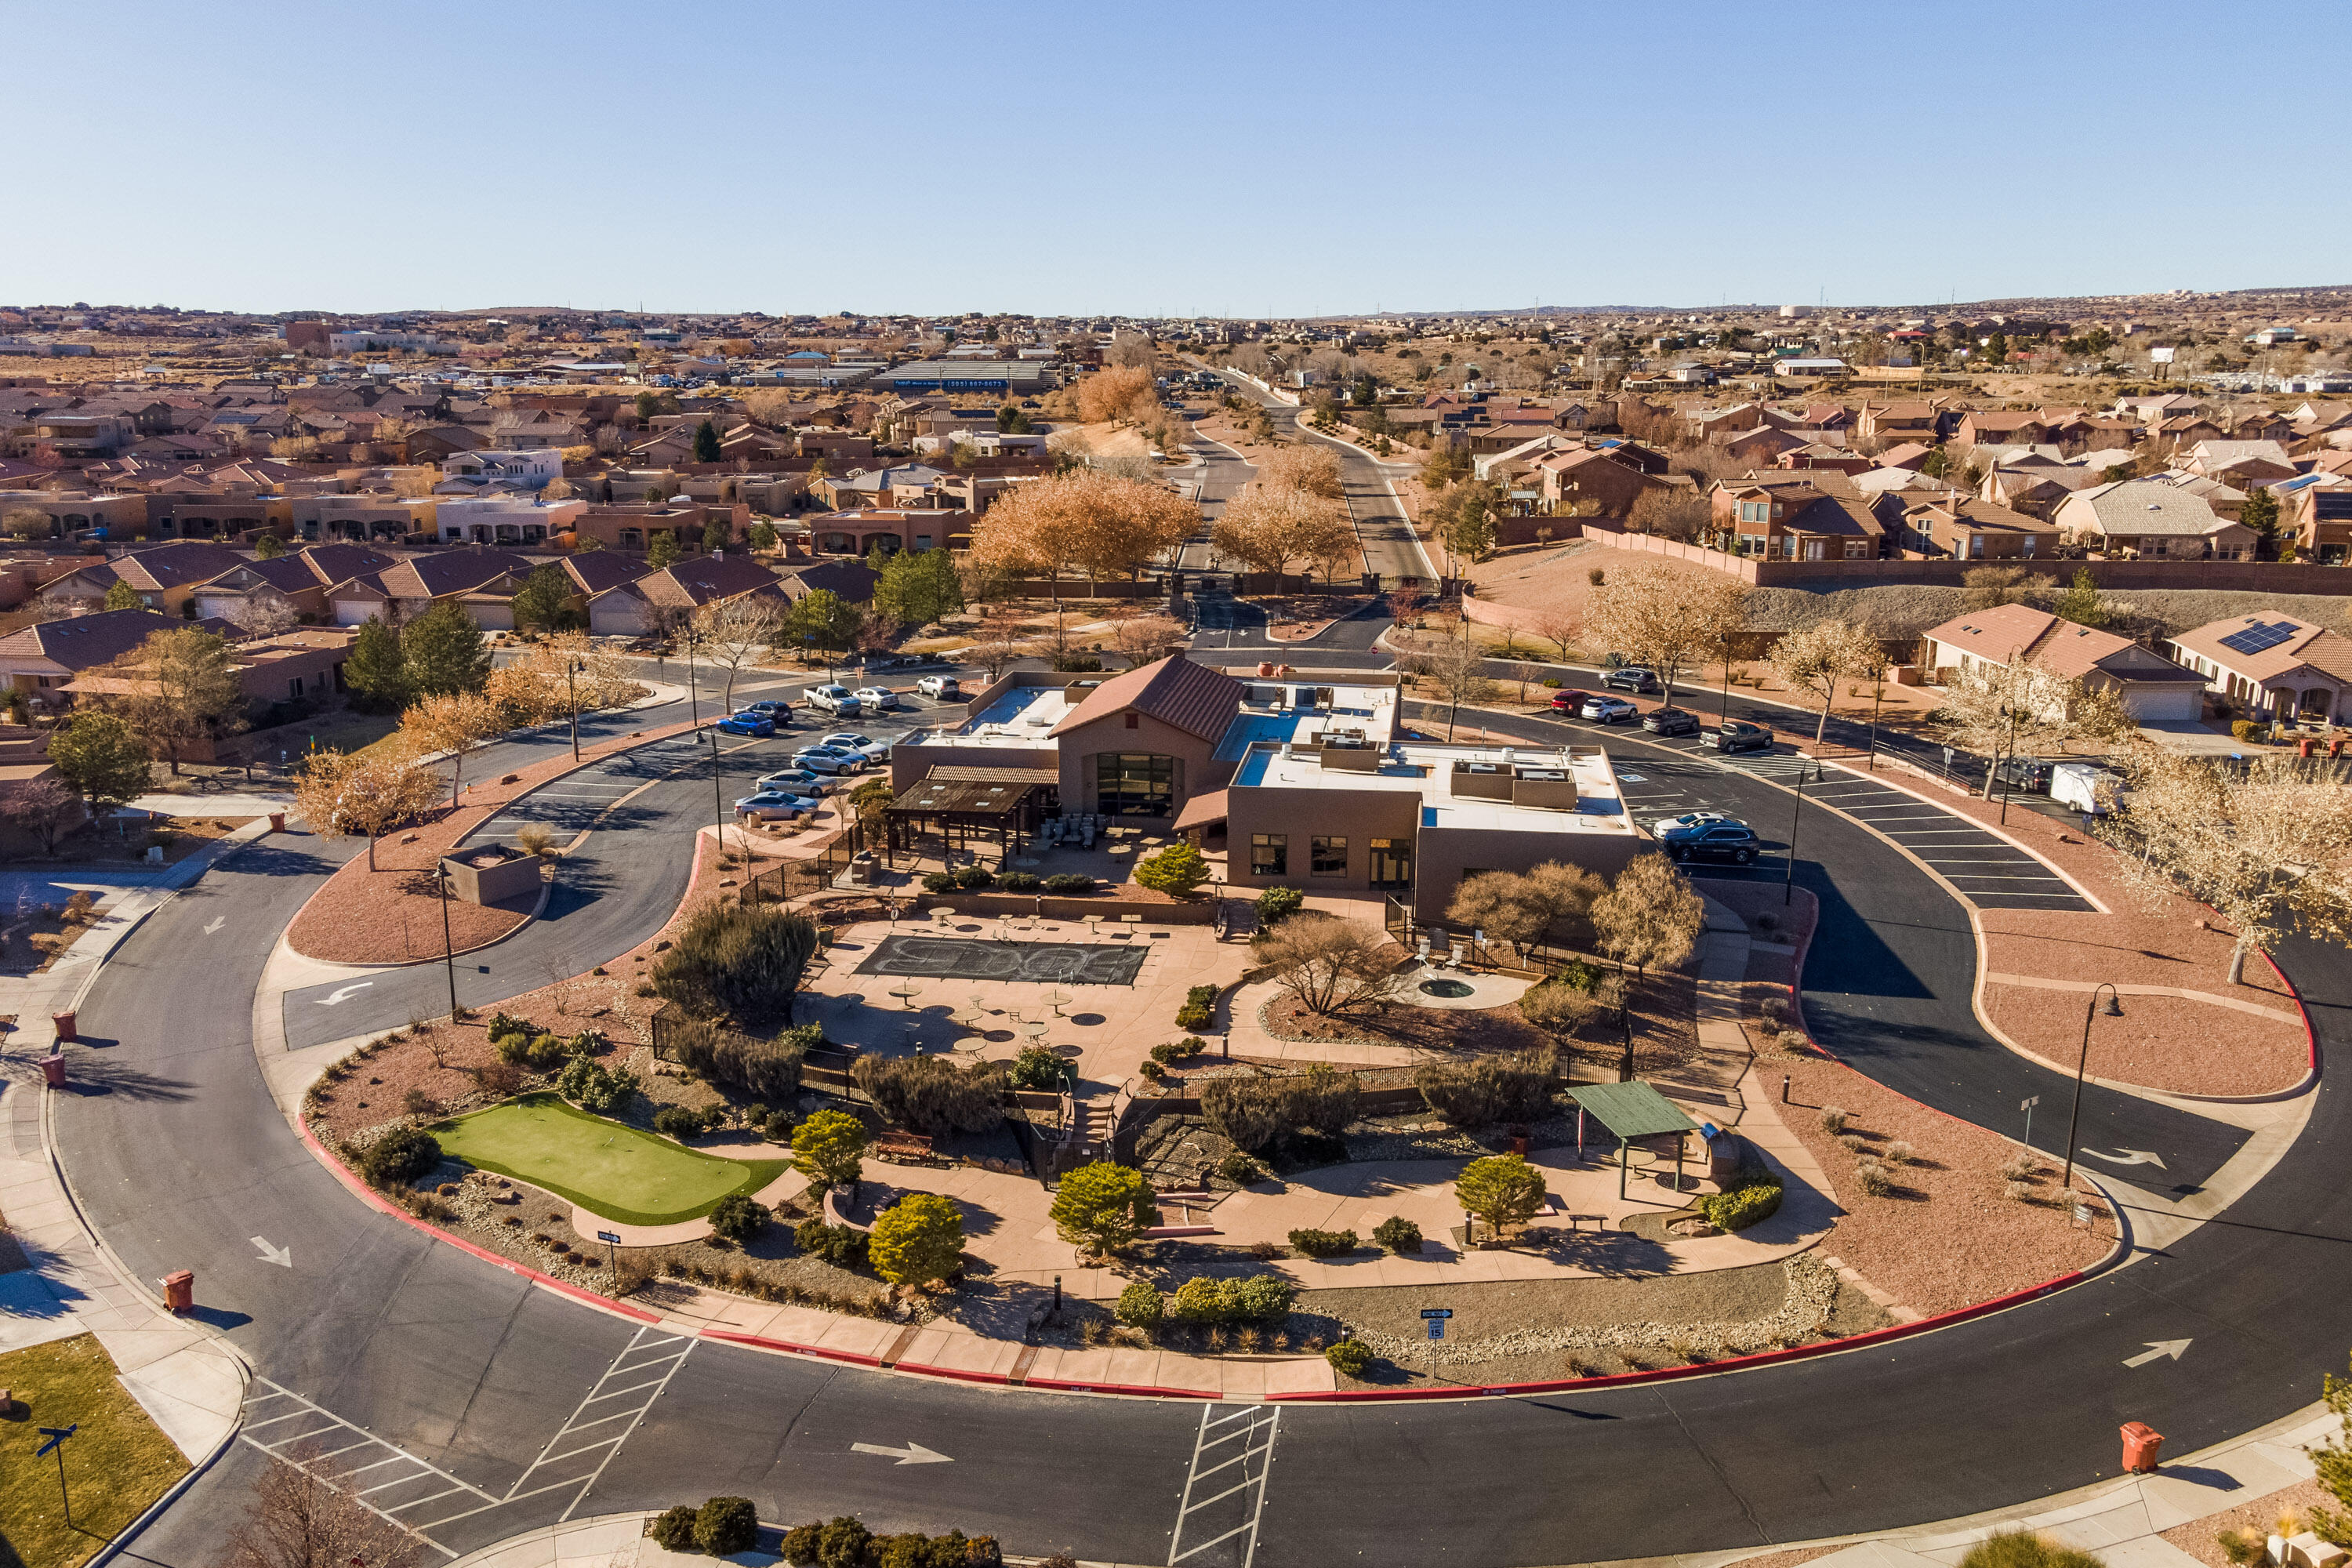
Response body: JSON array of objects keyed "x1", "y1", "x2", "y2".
[{"x1": 12, "y1": 0, "x2": 2347, "y2": 318}]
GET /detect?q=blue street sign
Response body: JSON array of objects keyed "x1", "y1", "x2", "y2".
[
  {"x1": 1426, "y1": 1319, "x2": 1445, "y2": 1340},
  {"x1": 597, "y1": 1231, "x2": 622, "y2": 1245},
  {"x1": 37, "y1": 1424, "x2": 77, "y2": 1457},
  {"x1": 1419, "y1": 1308, "x2": 1453, "y2": 1319}
]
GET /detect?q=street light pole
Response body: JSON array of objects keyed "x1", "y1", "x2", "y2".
[
  {"x1": 565, "y1": 658, "x2": 583, "y2": 762},
  {"x1": 707, "y1": 728, "x2": 726, "y2": 857},
  {"x1": 2060, "y1": 983, "x2": 2122, "y2": 1193},
  {"x1": 1783, "y1": 750, "x2": 1813, "y2": 906},
  {"x1": 434, "y1": 861, "x2": 459, "y2": 1020}
]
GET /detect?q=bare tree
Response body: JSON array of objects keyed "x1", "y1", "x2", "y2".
[
  {"x1": 1108, "y1": 612, "x2": 1186, "y2": 668},
  {"x1": 2103, "y1": 750, "x2": 2352, "y2": 985},
  {"x1": 1529, "y1": 608, "x2": 1578, "y2": 663},
  {"x1": 292, "y1": 750, "x2": 445, "y2": 870},
  {"x1": 691, "y1": 593, "x2": 785, "y2": 711},
  {"x1": 1769, "y1": 619, "x2": 1885, "y2": 742},
  {"x1": 220, "y1": 1452, "x2": 424, "y2": 1568},
  {"x1": 227, "y1": 595, "x2": 299, "y2": 638},
  {"x1": 1591, "y1": 854, "x2": 1704, "y2": 1080},
  {"x1": 2, "y1": 778, "x2": 85, "y2": 856},
  {"x1": 1406, "y1": 630, "x2": 1497, "y2": 739},
  {"x1": 1252, "y1": 915, "x2": 1407, "y2": 1017},
  {"x1": 1581, "y1": 560, "x2": 1750, "y2": 712},
  {"x1": 1932, "y1": 659, "x2": 2137, "y2": 798},
  {"x1": 401, "y1": 690, "x2": 506, "y2": 809}
]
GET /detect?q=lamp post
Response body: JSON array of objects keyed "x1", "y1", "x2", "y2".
[
  {"x1": 434, "y1": 860, "x2": 459, "y2": 1021},
  {"x1": 565, "y1": 656, "x2": 584, "y2": 762},
  {"x1": 706, "y1": 727, "x2": 727, "y2": 856},
  {"x1": 1783, "y1": 750, "x2": 1813, "y2": 906},
  {"x1": 2060, "y1": 984, "x2": 2123, "y2": 1193}
]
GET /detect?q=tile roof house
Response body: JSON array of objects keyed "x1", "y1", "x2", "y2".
[
  {"x1": 36, "y1": 540, "x2": 252, "y2": 613},
  {"x1": 1896, "y1": 495, "x2": 2060, "y2": 562},
  {"x1": 1922, "y1": 602, "x2": 2205, "y2": 720},
  {"x1": 2182, "y1": 440, "x2": 2298, "y2": 487},
  {"x1": 2166, "y1": 612, "x2": 2352, "y2": 724},
  {"x1": 0, "y1": 608, "x2": 230, "y2": 706},
  {"x1": 2051, "y1": 479, "x2": 2254, "y2": 561},
  {"x1": 1711, "y1": 475, "x2": 1886, "y2": 561},
  {"x1": 325, "y1": 547, "x2": 535, "y2": 627},
  {"x1": 583, "y1": 553, "x2": 786, "y2": 637}
]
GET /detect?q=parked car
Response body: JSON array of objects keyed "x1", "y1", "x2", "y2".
[
  {"x1": 1546, "y1": 688, "x2": 1590, "y2": 713},
  {"x1": 756, "y1": 768, "x2": 844, "y2": 797},
  {"x1": 1996, "y1": 755, "x2": 2057, "y2": 793},
  {"x1": 2051, "y1": 761, "x2": 2127, "y2": 816},
  {"x1": 715, "y1": 712, "x2": 775, "y2": 737},
  {"x1": 1642, "y1": 706, "x2": 1700, "y2": 737},
  {"x1": 1580, "y1": 695, "x2": 1639, "y2": 724},
  {"x1": 851, "y1": 686, "x2": 901, "y2": 712},
  {"x1": 1704, "y1": 720, "x2": 1773, "y2": 753},
  {"x1": 734, "y1": 791, "x2": 820, "y2": 820},
  {"x1": 1603, "y1": 666, "x2": 1661, "y2": 694},
  {"x1": 791, "y1": 746, "x2": 866, "y2": 775},
  {"x1": 743, "y1": 699, "x2": 791, "y2": 721},
  {"x1": 819, "y1": 731, "x2": 891, "y2": 763},
  {"x1": 1650, "y1": 810, "x2": 1734, "y2": 834},
  {"x1": 916, "y1": 674, "x2": 964, "y2": 700},
  {"x1": 1657, "y1": 819, "x2": 1761, "y2": 865},
  {"x1": 804, "y1": 684, "x2": 862, "y2": 717}
]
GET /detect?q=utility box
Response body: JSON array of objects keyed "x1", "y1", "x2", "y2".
[{"x1": 440, "y1": 845, "x2": 543, "y2": 906}]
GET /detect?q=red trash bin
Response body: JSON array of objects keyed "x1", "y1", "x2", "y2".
[
  {"x1": 161, "y1": 1271, "x2": 194, "y2": 1314},
  {"x1": 2121, "y1": 1421, "x2": 2164, "y2": 1473},
  {"x1": 39, "y1": 1054, "x2": 66, "y2": 1090},
  {"x1": 50, "y1": 1011, "x2": 75, "y2": 1043},
  {"x1": 268, "y1": 811, "x2": 285, "y2": 833},
  {"x1": 2299, "y1": 738, "x2": 2314, "y2": 758}
]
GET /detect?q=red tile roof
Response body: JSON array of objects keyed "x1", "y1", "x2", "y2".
[{"x1": 1050, "y1": 653, "x2": 1244, "y2": 746}]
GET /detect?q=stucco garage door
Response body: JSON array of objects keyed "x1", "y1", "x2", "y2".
[{"x1": 2125, "y1": 685, "x2": 2202, "y2": 721}]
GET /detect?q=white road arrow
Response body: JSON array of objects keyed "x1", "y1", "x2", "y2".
[
  {"x1": 2079, "y1": 1147, "x2": 2168, "y2": 1169},
  {"x1": 316, "y1": 982, "x2": 376, "y2": 1007},
  {"x1": 2123, "y1": 1338, "x2": 2191, "y2": 1368},
  {"x1": 202, "y1": 916, "x2": 226, "y2": 935},
  {"x1": 850, "y1": 1442, "x2": 952, "y2": 1466},
  {"x1": 249, "y1": 1236, "x2": 292, "y2": 1269}
]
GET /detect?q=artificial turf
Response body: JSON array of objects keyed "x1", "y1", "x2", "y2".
[
  {"x1": 427, "y1": 1093, "x2": 789, "y2": 1225},
  {"x1": 0, "y1": 1333, "x2": 189, "y2": 1568}
]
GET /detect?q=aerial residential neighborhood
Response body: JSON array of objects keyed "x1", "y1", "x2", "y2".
[{"x1": 3, "y1": 9, "x2": 2352, "y2": 1568}]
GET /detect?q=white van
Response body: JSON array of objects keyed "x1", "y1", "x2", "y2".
[{"x1": 2051, "y1": 762, "x2": 2125, "y2": 816}]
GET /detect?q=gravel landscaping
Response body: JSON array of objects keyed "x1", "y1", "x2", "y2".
[{"x1": 2158, "y1": 1475, "x2": 2329, "y2": 1568}]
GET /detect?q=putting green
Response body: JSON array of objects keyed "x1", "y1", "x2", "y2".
[{"x1": 428, "y1": 1093, "x2": 790, "y2": 1226}]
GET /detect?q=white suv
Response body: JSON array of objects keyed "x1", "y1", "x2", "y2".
[{"x1": 916, "y1": 674, "x2": 964, "y2": 700}]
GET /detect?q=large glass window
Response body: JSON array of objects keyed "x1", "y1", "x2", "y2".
[
  {"x1": 1369, "y1": 837, "x2": 1412, "y2": 890},
  {"x1": 1096, "y1": 752, "x2": 1174, "y2": 816},
  {"x1": 1251, "y1": 833, "x2": 1288, "y2": 877},
  {"x1": 1311, "y1": 836, "x2": 1348, "y2": 876}
]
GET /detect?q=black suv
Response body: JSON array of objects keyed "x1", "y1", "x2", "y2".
[
  {"x1": 1641, "y1": 706, "x2": 1700, "y2": 737},
  {"x1": 1704, "y1": 720, "x2": 1773, "y2": 753},
  {"x1": 1656, "y1": 819, "x2": 1761, "y2": 865},
  {"x1": 1603, "y1": 666, "x2": 1660, "y2": 694}
]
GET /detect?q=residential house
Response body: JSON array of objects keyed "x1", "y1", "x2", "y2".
[
  {"x1": 2166, "y1": 612, "x2": 2352, "y2": 724},
  {"x1": 0, "y1": 607, "x2": 223, "y2": 709},
  {"x1": 2051, "y1": 480, "x2": 2253, "y2": 561},
  {"x1": 1717, "y1": 424, "x2": 1806, "y2": 466},
  {"x1": 1711, "y1": 476, "x2": 1886, "y2": 561},
  {"x1": 1856, "y1": 401, "x2": 1941, "y2": 445},
  {"x1": 582, "y1": 553, "x2": 787, "y2": 637},
  {"x1": 1877, "y1": 441, "x2": 1933, "y2": 472},
  {"x1": 1896, "y1": 495, "x2": 2059, "y2": 562},
  {"x1": 434, "y1": 495, "x2": 586, "y2": 546},
  {"x1": 804, "y1": 507, "x2": 966, "y2": 557},
  {"x1": 2288, "y1": 485, "x2": 2352, "y2": 564},
  {"x1": 1775, "y1": 444, "x2": 1875, "y2": 475},
  {"x1": 1954, "y1": 411, "x2": 2051, "y2": 449},
  {"x1": 325, "y1": 548, "x2": 537, "y2": 628},
  {"x1": 1526, "y1": 448, "x2": 1668, "y2": 529},
  {"x1": 2182, "y1": 440, "x2": 2299, "y2": 488},
  {"x1": 1921, "y1": 602, "x2": 2204, "y2": 720},
  {"x1": 438, "y1": 448, "x2": 563, "y2": 489},
  {"x1": 37, "y1": 540, "x2": 252, "y2": 614},
  {"x1": 2151, "y1": 414, "x2": 2224, "y2": 452}
]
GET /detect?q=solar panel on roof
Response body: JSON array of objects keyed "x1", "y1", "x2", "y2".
[{"x1": 2219, "y1": 620, "x2": 2298, "y2": 655}]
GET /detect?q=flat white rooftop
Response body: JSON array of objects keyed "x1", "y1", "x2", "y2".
[
  {"x1": 1233, "y1": 741, "x2": 1635, "y2": 834},
  {"x1": 904, "y1": 684, "x2": 1073, "y2": 751},
  {"x1": 1216, "y1": 681, "x2": 1396, "y2": 761}
]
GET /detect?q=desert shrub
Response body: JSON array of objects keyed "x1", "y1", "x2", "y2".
[
  {"x1": 653, "y1": 1105, "x2": 706, "y2": 1139},
  {"x1": 1172, "y1": 1276, "x2": 1232, "y2": 1324},
  {"x1": 2216, "y1": 1530, "x2": 2264, "y2": 1566},
  {"x1": 1290, "y1": 1065, "x2": 1359, "y2": 1134},
  {"x1": 1325, "y1": 1339, "x2": 1373, "y2": 1377},
  {"x1": 997, "y1": 871, "x2": 1040, "y2": 891},
  {"x1": 1218, "y1": 1150, "x2": 1266, "y2": 1185},
  {"x1": 708, "y1": 1193, "x2": 771, "y2": 1245},
  {"x1": 1008, "y1": 1045, "x2": 1063, "y2": 1090},
  {"x1": 359, "y1": 1127, "x2": 441, "y2": 1189},
  {"x1": 648, "y1": 1505, "x2": 700, "y2": 1552},
  {"x1": 921, "y1": 871, "x2": 956, "y2": 894},
  {"x1": 779, "y1": 1523, "x2": 822, "y2": 1565},
  {"x1": 869, "y1": 1192, "x2": 965, "y2": 1287},
  {"x1": 1139, "y1": 1060, "x2": 1167, "y2": 1081},
  {"x1": 952, "y1": 866, "x2": 994, "y2": 890},
  {"x1": 1048, "y1": 1161, "x2": 1156, "y2": 1254},
  {"x1": 2231, "y1": 719, "x2": 2263, "y2": 742},
  {"x1": 1956, "y1": 1530, "x2": 2104, "y2": 1568},
  {"x1": 1114, "y1": 1280, "x2": 1165, "y2": 1330},
  {"x1": 1885, "y1": 1139, "x2": 1916, "y2": 1165},
  {"x1": 852, "y1": 1054, "x2": 1005, "y2": 1134},
  {"x1": 815, "y1": 1515, "x2": 872, "y2": 1568},
  {"x1": 2002, "y1": 1153, "x2": 2038, "y2": 1181},
  {"x1": 1287, "y1": 1227, "x2": 1358, "y2": 1258},
  {"x1": 1819, "y1": 1106, "x2": 1850, "y2": 1135},
  {"x1": 495, "y1": 1029, "x2": 570, "y2": 1071},
  {"x1": 404, "y1": 1088, "x2": 436, "y2": 1116},
  {"x1": 1283, "y1": 1126, "x2": 1347, "y2": 1167},
  {"x1": 764, "y1": 1108, "x2": 798, "y2": 1141},
  {"x1": 2005, "y1": 1180, "x2": 2034, "y2": 1203},
  {"x1": 1855, "y1": 1158, "x2": 1893, "y2": 1197},
  {"x1": 1701, "y1": 1180, "x2": 1784, "y2": 1232},
  {"x1": 652, "y1": 902, "x2": 819, "y2": 1027},
  {"x1": 1414, "y1": 1050, "x2": 1557, "y2": 1128},
  {"x1": 1254, "y1": 886, "x2": 1305, "y2": 926},
  {"x1": 1149, "y1": 1039, "x2": 1192, "y2": 1065},
  {"x1": 1229, "y1": 1272, "x2": 1294, "y2": 1321},
  {"x1": 695, "y1": 1497, "x2": 759, "y2": 1556},
  {"x1": 1201, "y1": 1076, "x2": 1288, "y2": 1156},
  {"x1": 470, "y1": 1060, "x2": 525, "y2": 1098},
  {"x1": 1042, "y1": 873, "x2": 1094, "y2": 894},
  {"x1": 1175, "y1": 982, "x2": 1218, "y2": 1030},
  {"x1": 1373, "y1": 1216, "x2": 1422, "y2": 1253},
  {"x1": 669, "y1": 1019, "x2": 816, "y2": 1102},
  {"x1": 554, "y1": 1054, "x2": 639, "y2": 1115},
  {"x1": 792, "y1": 1218, "x2": 869, "y2": 1268}
]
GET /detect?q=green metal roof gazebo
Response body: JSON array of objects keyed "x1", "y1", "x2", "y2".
[{"x1": 1570, "y1": 1081, "x2": 1702, "y2": 1198}]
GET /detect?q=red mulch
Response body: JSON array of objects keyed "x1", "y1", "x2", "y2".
[
  {"x1": 288, "y1": 719, "x2": 699, "y2": 964},
  {"x1": 1851, "y1": 764, "x2": 2309, "y2": 1098}
]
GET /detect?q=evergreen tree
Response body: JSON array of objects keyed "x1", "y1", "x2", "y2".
[
  {"x1": 747, "y1": 520, "x2": 778, "y2": 551},
  {"x1": 635, "y1": 391, "x2": 659, "y2": 422},
  {"x1": 782, "y1": 588, "x2": 862, "y2": 655},
  {"x1": 344, "y1": 616, "x2": 409, "y2": 712},
  {"x1": 646, "y1": 530, "x2": 681, "y2": 568},
  {"x1": 693, "y1": 419, "x2": 722, "y2": 463},
  {"x1": 702, "y1": 516, "x2": 733, "y2": 553},
  {"x1": 510, "y1": 564, "x2": 575, "y2": 632},
  {"x1": 874, "y1": 547, "x2": 964, "y2": 628},
  {"x1": 255, "y1": 533, "x2": 285, "y2": 559},
  {"x1": 400, "y1": 601, "x2": 491, "y2": 697},
  {"x1": 2053, "y1": 567, "x2": 2107, "y2": 629},
  {"x1": 48, "y1": 710, "x2": 150, "y2": 813},
  {"x1": 2240, "y1": 487, "x2": 2280, "y2": 539},
  {"x1": 103, "y1": 579, "x2": 142, "y2": 612}
]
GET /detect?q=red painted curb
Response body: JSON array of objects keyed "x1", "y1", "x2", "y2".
[
  {"x1": 1268, "y1": 1269, "x2": 2087, "y2": 1403},
  {"x1": 702, "y1": 1328, "x2": 882, "y2": 1367},
  {"x1": 1023, "y1": 1377, "x2": 1222, "y2": 1399},
  {"x1": 298, "y1": 1120, "x2": 662, "y2": 1323},
  {"x1": 896, "y1": 1363, "x2": 1012, "y2": 1387}
]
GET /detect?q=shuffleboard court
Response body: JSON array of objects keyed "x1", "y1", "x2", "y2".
[{"x1": 854, "y1": 933, "x2": 1148, "y2": 986}]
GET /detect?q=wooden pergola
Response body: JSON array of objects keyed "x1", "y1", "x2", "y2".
[
  {"x1": 882, "y1": 765, "x2": 1059, "y2": 868},
  {"x1": 1570, "y1": 1081, "x2": 1702, "y2": 1200}
]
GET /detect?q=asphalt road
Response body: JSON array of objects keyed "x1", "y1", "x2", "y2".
[
  {"x1": 1215, "y1": 371, "x2": 1438, "y2": 585},
  {"x1": 1175, "y1": 426, "x2": 1256, "y2": 575},
  {"x1": 39, "y1": 661, "x2": 2347, "y2": 1566}
]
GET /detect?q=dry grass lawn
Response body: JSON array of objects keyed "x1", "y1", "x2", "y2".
[{"x1": 0, "y1": 1334, "x2": 188, "y2": 1568}]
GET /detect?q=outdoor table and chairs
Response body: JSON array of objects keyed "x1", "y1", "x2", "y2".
[
  {"x1": 889, "y1": 982, "x2": 924, "y2": 1009},
  {"x1": 1041, "y1": 989, "x2": 1075, "y2": 1018}
]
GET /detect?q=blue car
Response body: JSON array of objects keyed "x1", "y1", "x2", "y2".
[{"x1": 715, "y1": 712, "x2": 775, "y2": 737}]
